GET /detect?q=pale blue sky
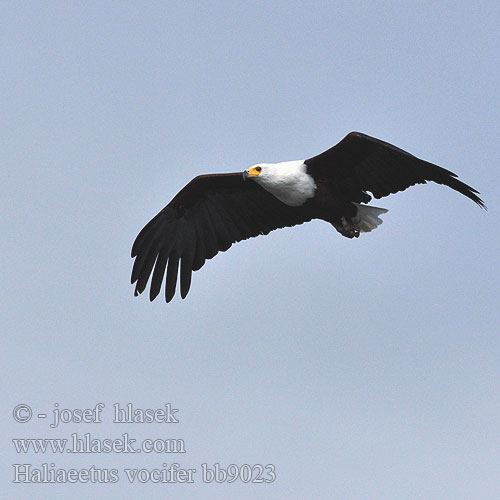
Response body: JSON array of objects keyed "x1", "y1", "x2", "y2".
[{"x1": 2, "y1": 2, "x2": 499, "y2": 499}]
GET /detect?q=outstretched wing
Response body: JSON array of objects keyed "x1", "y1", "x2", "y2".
[
  {"x1": 131, "y1": 173, "x2": 313, "y2": 302},
  {"x1": 305, "y1": 132, "x2": 485, "y2": 207}
]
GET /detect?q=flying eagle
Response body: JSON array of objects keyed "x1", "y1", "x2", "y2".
[{"x1": 131, "y1": 132, "x2": 484, "y2": 303}]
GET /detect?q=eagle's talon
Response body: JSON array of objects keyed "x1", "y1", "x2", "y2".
[{"x1": 340, "y1": 217, "x2": 360, "y2": 238}]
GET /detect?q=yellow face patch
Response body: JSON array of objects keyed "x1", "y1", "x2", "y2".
[{"x1": 246, "y1": 166, "x2": 262, "y2": 178}]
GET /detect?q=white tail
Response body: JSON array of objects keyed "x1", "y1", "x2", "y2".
[{"x1": 353, "y1": 203, "x2": 388, "y2": 233}]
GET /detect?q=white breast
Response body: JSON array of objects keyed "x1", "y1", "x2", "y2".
[{"x1": 254, "y1": 160, "x2": 316, "y2": 206}]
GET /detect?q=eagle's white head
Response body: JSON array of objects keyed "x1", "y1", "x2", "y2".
[{"x1": 243, "y1": 160, "x2": 316, "y2": 206}]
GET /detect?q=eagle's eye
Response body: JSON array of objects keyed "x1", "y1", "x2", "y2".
[{"x1": 255, "y1": 166, "x2": 262, "y2": 172}]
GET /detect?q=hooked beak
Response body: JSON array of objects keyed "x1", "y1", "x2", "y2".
[{"x1": 243, "y1": 167, "x2": 261, "y2": 181}]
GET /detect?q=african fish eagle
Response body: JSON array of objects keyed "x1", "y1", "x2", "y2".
[{"x1": 131, "y1": 132, "x2": 485, "y2": 302}]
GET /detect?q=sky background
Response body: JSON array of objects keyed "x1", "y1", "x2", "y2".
[{"x1": 2, "y1": 1, "x2": 499, "y2": 499}]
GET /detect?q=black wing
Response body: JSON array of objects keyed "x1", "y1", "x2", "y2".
[
  {"x1": 131, "y1": 173, "x2": 313, "y2": 302},
  {"x1": 305, "y1": 132, "x2": 485, "y2": 208}
]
